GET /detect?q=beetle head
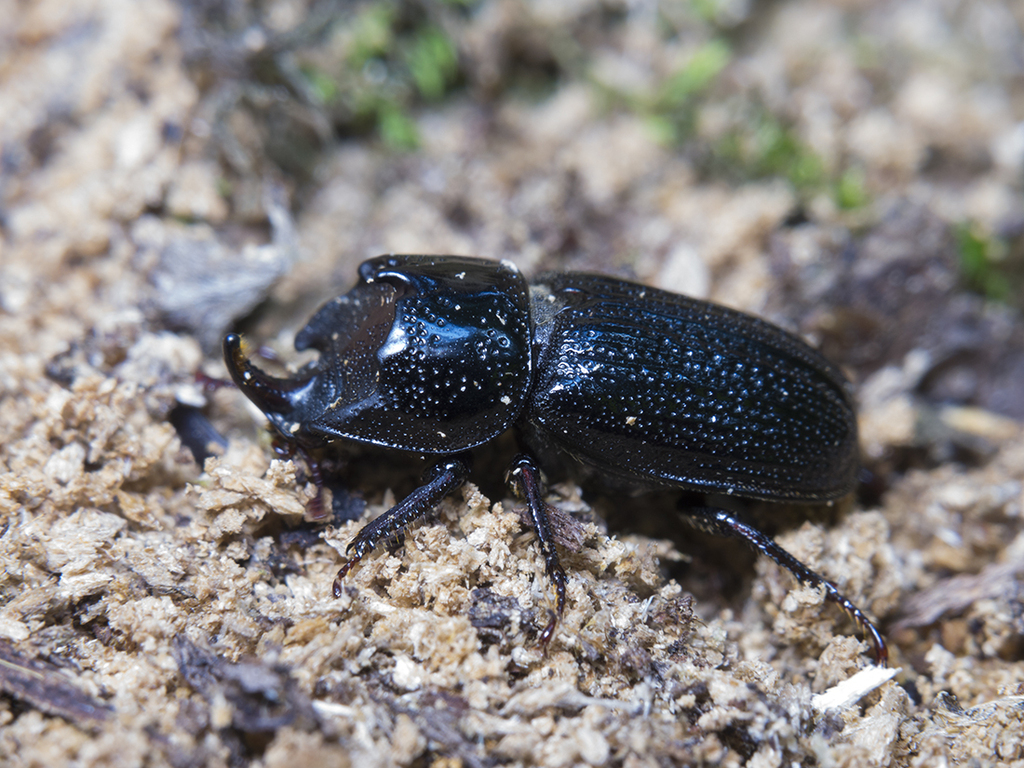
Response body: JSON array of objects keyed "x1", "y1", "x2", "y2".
[{"x1": 224, "y1": 256, "x2": 533, "y2": 453}]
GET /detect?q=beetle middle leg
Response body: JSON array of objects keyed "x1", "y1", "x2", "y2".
[
  {"x1": 682, "y1": 506, "x2": 888, "y2": 665},
  {"x1": 332, "y1": 454, "x2": 472, "y2": 597},
  {"x1": 506, "y1": 453, "x2": 568, "y2": 648}
]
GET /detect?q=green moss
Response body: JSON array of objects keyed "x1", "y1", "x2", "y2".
[
  {"x1": 348, "y1": 5, "x2": 395, "y2": 69},
  {"x1": 709, "y1": 112, "x2": 824, "y2": 191},
  {"x1": 753, "y1": 118, "x2": 823, "y2": 188},
  {"x1": 601, "y1": 29, "x2": 877, "y2": 203},
  {"x1": 302, "y1": 5, "x2": 464, "y2": 150},
  {"x1": 643, "y1": 114, "x2": 680, "y2": 146},
  {"x1": 688, "y1": 0, "x2": 721, "y2": 22},
  {"x1": 835, "y1": 166, "x2": 870, "y2": 210},
  {"x1": 406, "y1": 25, "x2": 459, "y2": 101},
  {"x1": 618, "y1": 38, "x2": 730, "y2": 145},
  {"x1": 216, "y1": 176, "x2": 233, "y2": 199},
  {"x1": 301, "y1": 66, "x2": 339, "y2": 104},
  {"x1": 655, "y1": 40, "x2": 731, "y2": 110},
  {"x1": 619, "y1": 37, "x2": 831, "y2": 197},
  {"x1": 956, "y1": 222, "x2": 1012, "y2": 303},
  {"x1": 378, "y1": 103, "x2": 421, "y2": 150}
]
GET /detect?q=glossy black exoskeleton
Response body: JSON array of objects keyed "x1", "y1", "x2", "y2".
[{"x1": 224, "y1": 255, "x2": 887, "y2": 664}]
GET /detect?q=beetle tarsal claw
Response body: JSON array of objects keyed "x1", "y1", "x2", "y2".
[
  {"x1": 332, "y1": 568, "x2": 348, "y2": 598},
  {"x1": 538, "y1": 608, "x2": 558, "y2": 650}
]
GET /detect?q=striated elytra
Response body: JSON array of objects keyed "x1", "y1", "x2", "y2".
[{"x1": 224, "y1": 255, "x2": 887, "y2": 664}]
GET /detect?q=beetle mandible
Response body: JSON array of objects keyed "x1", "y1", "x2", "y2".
[{"x1": 223, "y1": 254, "x2": 887, "y2": 664}]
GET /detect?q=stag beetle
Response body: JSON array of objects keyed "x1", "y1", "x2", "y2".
[{"x1": 224, "y1": 255, "x2": 887, "y2": 664}]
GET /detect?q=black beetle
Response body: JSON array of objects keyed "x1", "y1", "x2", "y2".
[{"x1": 223, "y1": 255, "x2": 887, "y2": 664}]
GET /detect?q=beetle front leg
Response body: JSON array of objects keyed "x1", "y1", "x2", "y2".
[
  {"x1": 332, "y1": 454, "x2": 472, "y2": 597},
  {"x1": 682, "y1": 506, "x2": 888, "y2": 666},
  {"x1": 507, "y1": 453, "x2": 567, "y2": 648}
]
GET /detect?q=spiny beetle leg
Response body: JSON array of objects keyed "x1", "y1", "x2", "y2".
[
  {"x1": 332, "y1": 454, "x2": 472, "y2": 598},
  {"x1": 507, "y1": 453, "x2": 568, "y2": 649},
  {"x1": 384, "y1": 531, "x2": 406, "y2": 555},
  {"x1": 683, "y1": 507, "x2": 888, "y2": 666}
]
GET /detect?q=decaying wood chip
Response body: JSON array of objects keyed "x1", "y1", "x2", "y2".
[
  {"x1": 0, "y1": 640, "x2": 112, "y2": 724},
  {"x1": 893, "y1": 560, "x2": 1024, "y2": 630}
]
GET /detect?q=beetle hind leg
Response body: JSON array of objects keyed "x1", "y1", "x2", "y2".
[{"x1": 682, "y1": 506, "x2": 888, "y2": 666}]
